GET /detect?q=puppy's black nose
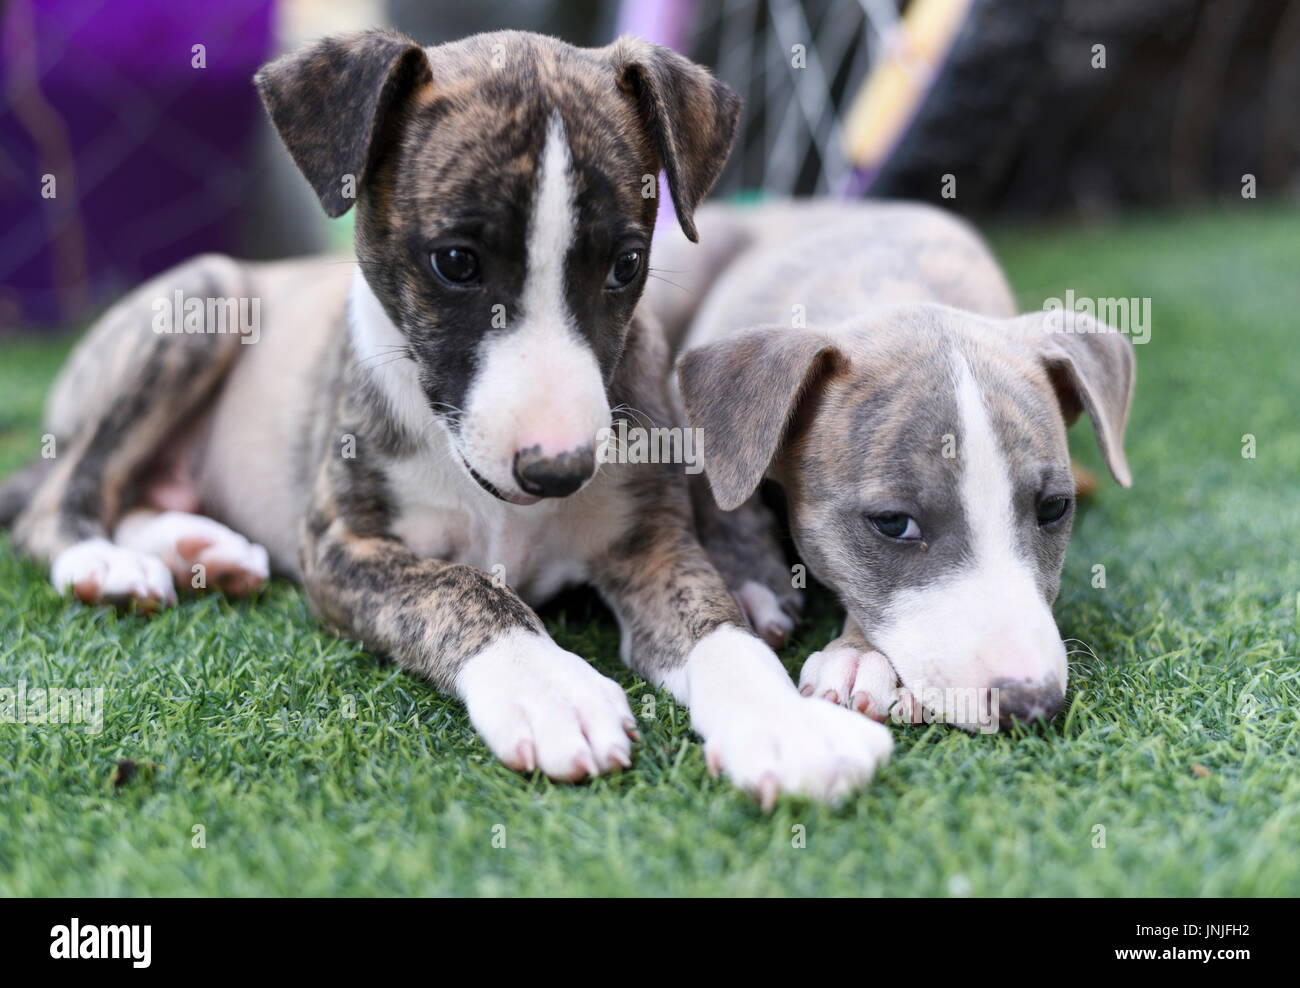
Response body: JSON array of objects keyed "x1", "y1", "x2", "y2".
[
  {"x1": 512, "y1": 445, "x2": 595, "y2": 498},
  {"x1": 991, "y1": 679, "x2": 1064, "y2": 728}
]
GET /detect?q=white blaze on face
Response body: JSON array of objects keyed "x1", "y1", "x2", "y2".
[
  {"x1": 872, "y1": 349, "x2": 1067, "y2": 710},
  {"x1": 460, "y1": 111, "x2": 610, "y2": 495}
]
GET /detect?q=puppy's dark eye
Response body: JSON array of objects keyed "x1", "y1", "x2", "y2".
[
  {"x1": 1037, "y1": 495, "x2": 1071, "y2": 526},
  {"x1": 605, "y1": 249, "x2": 642, "y2": 289},
  {"x1": 868, "y1": 513, "x2": 922, "y2": 541},
  {"x1": 431, "y1": 247, "x2": 479, "y2": 286}
]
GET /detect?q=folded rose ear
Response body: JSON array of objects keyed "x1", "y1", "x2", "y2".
[
  {"x1": 677, "y1": 328, "x2": 847, "y2": 510},
  {"x1": 608, "y1": 38, "x2": 741, "y2": 242},
  {"x1": 254, "y1": 29, "x2": 431, "y2": 218},
  {"x1": 1017, "y1": 310, "x2": 1137, "y2": 487}
]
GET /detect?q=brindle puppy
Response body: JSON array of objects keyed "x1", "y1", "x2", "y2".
[{"x1": 2, "y1": 32, "x2": 891, "y2": 807}]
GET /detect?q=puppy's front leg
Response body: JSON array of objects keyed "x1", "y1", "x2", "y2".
[
  {"x1": 300, "y1": 523, "x2": 636, "y2": 781},
  {"x1": 590, "y1": 523, "x2": 892, "y2": 808}
]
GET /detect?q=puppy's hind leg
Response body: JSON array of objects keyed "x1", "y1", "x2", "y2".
[
  {"x1": 689, "y1": 475, "x2": 801, "y2": 648},
  {"x1": 14, "y1": 255, "x2": 250, "y2": 608},
  {"x1": 0, "y1": 457, "x2": 54, "y2": 529},
  {"x1": 114, "y1": 509, "x2": 270, "y2": 597}
]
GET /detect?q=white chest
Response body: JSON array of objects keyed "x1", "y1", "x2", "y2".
[{"x1": 386, "y1": 439, "x2": 615, "y2": 606}]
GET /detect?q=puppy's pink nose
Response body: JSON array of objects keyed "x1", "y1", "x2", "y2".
[
  {"x1": 512, "y1": 444, "x2": 595, "y2": 498},
  {"x1": 980, "y1": 623, "x2": 1063, "y2": 683}
]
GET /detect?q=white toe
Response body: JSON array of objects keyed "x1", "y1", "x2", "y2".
[{"x1": 850, "y1": 651, "x2": 897, "y2": 720}]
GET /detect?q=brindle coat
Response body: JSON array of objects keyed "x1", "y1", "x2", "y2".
[{"x1": 4, "y1": 31, "x2": 898, "y2": 802}]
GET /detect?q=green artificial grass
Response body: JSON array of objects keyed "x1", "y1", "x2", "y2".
[{"x1": 1, "y1": 205, "x2": 1298, "y2": 897}]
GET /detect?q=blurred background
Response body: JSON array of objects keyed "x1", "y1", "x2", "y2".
[{"x1": 2, "y1": 0, "x2": 1297, "y2": 333}]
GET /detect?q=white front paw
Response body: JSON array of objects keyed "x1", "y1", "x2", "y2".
[
  {"x1": 799, "y1": 644, "x2": 899, "y2": 721},
  {"x1": 703, "y1": 695, "x2": 893, "y2": 809},
  {"x1": 457, "y1": 629, "x2": 638, "y2": 782},
  {"x1": 681, "y1": 626, "x2": 893, "y2": 809},
  {"x1": 51, "y1": 538, "x2": 177, "y2": 610}
]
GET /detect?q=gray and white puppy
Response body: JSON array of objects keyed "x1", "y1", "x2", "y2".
[
  {"x1": 1, "y1": 33, "x2": 891, "y2": 805},
  {"x1": 652, "y1": 200, "x2": 1135, "y2": 730}
]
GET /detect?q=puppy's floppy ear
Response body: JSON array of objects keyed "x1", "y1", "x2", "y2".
[
  {"x1": 1018, "y1": 310, "x2": 1136, "y2": 487},
  {"x1": 609, "y1": 38, "x2": 741, "y2": 242},
  {"x1": 254, "y1": 30, "x2": 431, "y2": 218},
  {"x1": 677, "y1": 328, "x2": 847, "y2": 510}
]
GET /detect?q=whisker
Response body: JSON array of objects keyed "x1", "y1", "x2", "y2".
[
  {"x1": 1063, "y1": 638, "x2": 1101, "y2": 663},
  {"x1": 646, "y1": 272, "x2": 690, "y2": 294},
  {"x1": 611, "y1": 403, "x2": 660, "y2": 429}
]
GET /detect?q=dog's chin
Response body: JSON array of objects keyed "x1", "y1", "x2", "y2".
[{"x1": 460, "y1": 457, "x2": 541, "y2": 506}]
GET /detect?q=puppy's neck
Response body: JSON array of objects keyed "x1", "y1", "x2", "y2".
[{"x1": 347, "y1": 267, "x2": 440, "y2": 444}]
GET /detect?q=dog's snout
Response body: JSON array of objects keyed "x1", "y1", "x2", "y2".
[
  {"x1": 991, "y1": 678, "x2": 1064, "y2": 727},
  {"x1": 512, "y1": 445, "x2": 595, "y2": 498}
]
